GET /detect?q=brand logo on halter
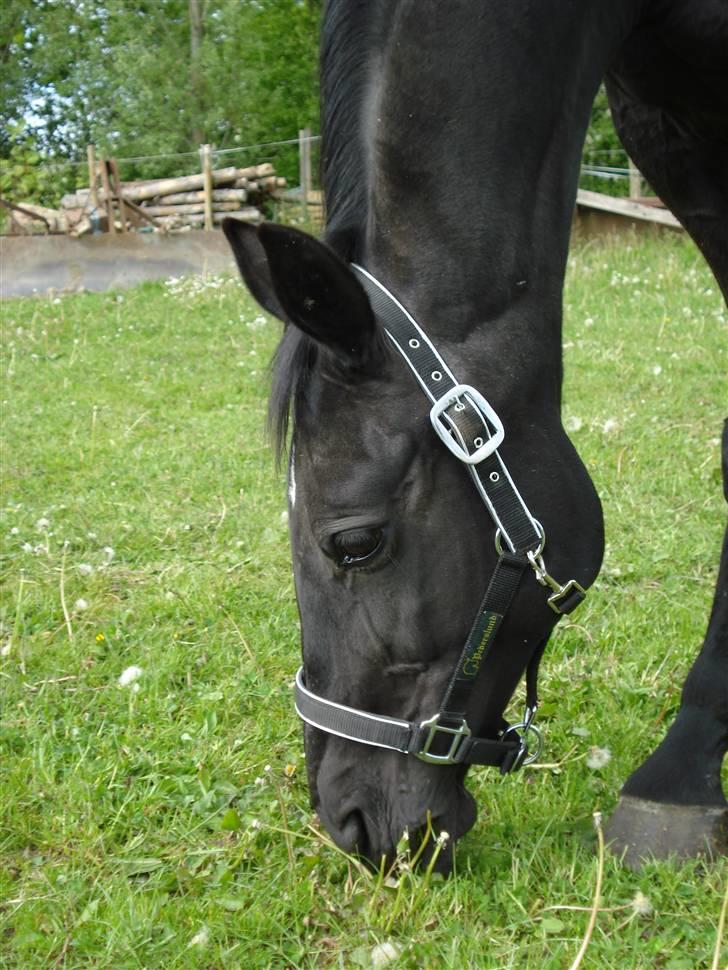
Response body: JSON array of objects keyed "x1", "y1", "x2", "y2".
[{"x1": 461, "y1": 611, "x2": 503, "y2": 678}]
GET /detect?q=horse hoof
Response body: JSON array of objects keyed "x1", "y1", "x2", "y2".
[{"x1": 605, "y1": 795, "x2": 728, "y2": 868}]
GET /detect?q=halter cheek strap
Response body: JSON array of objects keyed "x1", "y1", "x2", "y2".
[{"x1": 293, "y1": 265, "x2": 586, "y2": 771}]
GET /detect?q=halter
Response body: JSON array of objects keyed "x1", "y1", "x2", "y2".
[{"x1": 294, "y1": 265, "x2": 586, "y2": 772}]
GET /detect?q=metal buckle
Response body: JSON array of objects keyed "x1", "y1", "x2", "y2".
[
  {"x1": 429, "y1": 384, "x2": 505, "y2": 465},
  {"x1": 416, "y1": 714, "x2": 471, "y2": 764},
  {"x1": 502, "y1": 706, "x2": 543, "y2": 770},
  {"x1": 527, "y1": 550, "x2": 586, "y2": 615},
  {"x1": 546, "y1": 579, "x2": 586, "y2": 614}
]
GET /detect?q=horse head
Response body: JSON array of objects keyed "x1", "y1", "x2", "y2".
[{"x1": 224, "y1": 219, "x2": 603, "y2": 870}]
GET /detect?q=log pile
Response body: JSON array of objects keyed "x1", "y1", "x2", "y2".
[{"x1": 59, "y1": 163, "x2": 286, "y2": 233}]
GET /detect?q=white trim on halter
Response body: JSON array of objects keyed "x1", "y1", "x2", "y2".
[
  {"x1": 351, "y1": 263, "x2": 459, "y2": 402},
  {"x1": 351, "y1": 263, "x2": 543, "y2": 552},
  {"x1": 294, "y1": 667, "x2": 413, "y2": 752}
]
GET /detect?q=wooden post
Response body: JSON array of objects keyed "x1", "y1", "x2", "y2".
[
  {"x1": 299, "y1": 127, "x2": 312, "y2": 219},
  {"x1": 201, "y1": 143, "x2": 214, "y2": 231},
  {"x1": 98, "y1": 159, "x2": 116, "y2": 234},
  {"x1": 109, "y1": 158, "x2": 128, "y2": 232},
  {"x1": 629, "y1": 158, "x2": 641, "y2": 200},
  {"x1": 87, "y1": 145, "x2": 98, "y2": 208}
]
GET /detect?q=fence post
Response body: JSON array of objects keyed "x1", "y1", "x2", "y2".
[
  {"x1": 299, "y1": 127, "x2": 312, "y2": 219},
  {"x1": 109, "y1": 158, "x2": 128, "y2": 233},
  {"x1": 201, "y1": 144, "x2": 214, "y2": 231},
  {"x1": 629, "y1": 159, "x2": 641, "y2": 200},
  {"x1": 87, "y1": 145, "x2": 98, "y2": 208},
  {"x1": 99, "y1": 159, "x2": 116, "y2": 234}
]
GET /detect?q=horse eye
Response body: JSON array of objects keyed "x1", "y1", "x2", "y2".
[{"x1": 332, "y1": 528, "x2": 383, "y2": 566}]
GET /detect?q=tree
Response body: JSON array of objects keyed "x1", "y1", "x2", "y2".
[
  {"x1": 0, "y1": 0, "x2": 321, "y2": 186},
  {"x1": 2, "y1": 2, "x2": 624, "y2": 204}
]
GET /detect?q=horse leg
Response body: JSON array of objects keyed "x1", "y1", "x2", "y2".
[
  {"x1": 603, "y1": 54, "x2": 728, "y2": 863},
  {"x1": 606, "y1": 432, "x2": 728, "y2": 865}
]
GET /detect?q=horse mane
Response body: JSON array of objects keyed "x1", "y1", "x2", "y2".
[
  {"x1": 269, "y1": 0, "x2": 384, "y2": 460},
  {"x1": 268, "y1": 327, "x2": 316, "y2": 464},
  {"x1": 320, "y1": 0, "x2": 380, "y2": 261}
]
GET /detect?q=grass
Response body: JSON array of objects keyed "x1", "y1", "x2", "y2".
[{"x1": 1, "y1": 231, "x2": 726, "y2": 968}]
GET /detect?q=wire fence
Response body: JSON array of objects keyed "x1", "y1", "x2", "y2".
[{"x1": 2, "y1": 131, "x2": 651, "y2": 235}]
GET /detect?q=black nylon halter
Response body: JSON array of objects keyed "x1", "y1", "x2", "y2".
[{"x1": 293, "y1": 266, "x2": 586, "y2": 772}]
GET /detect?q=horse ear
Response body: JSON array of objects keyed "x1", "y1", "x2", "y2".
[
  {"x1": 223, "y1": 220, "x2": 378, "y2": 362},
  {"x1": 222, "y1": 220, "x2": 287, "y2": 321}
]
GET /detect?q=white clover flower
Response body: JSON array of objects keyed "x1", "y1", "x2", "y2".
[
  {"x1": 78, "y1": 563, "x2": 93, "y2": 576},
  {"x1": 35, "y1": 517, "x2": 50, "y2": 530},
  {"x1": 652, "y1": 365, "x2": 662, "y2": 376},
  {"x1": 436, "y1": 830, "x2": 450, "y2": 846},
  {"x1": 586, "y1": 746, "x2": 611, "y2": 770},
  {"x1": 10, "y1": 527, "x2": 19, "y2": 536},
  {"x1": 371, "y1": 942, "x2": 401, "y2": 967},
  {"x1": 253, "y1": 776, "x2": 265, "y2": 786},
  {"x1": 22, "y1": 542, "x2": 33, "y2": 553},
  {"x1": 188, "y1": 926, "x2": 209, "y2": 949},
  {"x1": 102, "y1": 546, "x2": 115, "y2": 562},
  {"x1": 602, "y1": 418, "x2": 619, "y2": 434},
  {"x1": 250, "y1": 818, "x2": 262, "y2": 830},
  {"x1": 75, "y1": 598, "x2": 89, "y2": 611},
  {"x1": 1, "y1": 643, "x2": 11, "y2": 657},
  {"x1": 118, "y1": 665, "x2": 143, "y2": 687},
  {"x1": 565, "y1": 415, "x2": 583, "y2": 433},
  {"x1": 631, "y1": 891, "x2": 653, "y2": 916}
]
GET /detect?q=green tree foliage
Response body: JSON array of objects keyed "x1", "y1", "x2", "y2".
[
  {"x1": 2, "y1": 2, "x2": 627, "y2": 204},
  {"x1": 0, "y1": 123, "x2": 59, "y2": 205},
  {"x1": 1, "y1": 0, "x2": 321, "y2": 188},
  {"x1": 581, "y1": 86, "x2": 628, "y2": 197}
]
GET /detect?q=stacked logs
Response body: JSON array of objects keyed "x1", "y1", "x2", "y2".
[{"x1": 60, "y1": 163, "x2": 286, "y2": 232}]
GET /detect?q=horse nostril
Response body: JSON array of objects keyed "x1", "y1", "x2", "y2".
[{"x1": 336, "y1": 808, "x2": 368, "y2": 855}]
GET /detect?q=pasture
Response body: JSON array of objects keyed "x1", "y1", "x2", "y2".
[{"x1": 1, "y1": 232, "x2": 726, "y2": 968}]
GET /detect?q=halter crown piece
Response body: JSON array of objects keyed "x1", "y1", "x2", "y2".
[{"x1": 293, "y1": 266, "x2": 586, "y2": 772}]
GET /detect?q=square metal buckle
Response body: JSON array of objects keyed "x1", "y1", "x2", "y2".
[
  {"x1": 416, "y1": 714, "x2": 471, "y2": 764},
  {"x1": 547, "y1": 578, "x2": 587, "y2": 615},
  {"x1": 429, "y1": 384, "x2": 505, "y2": 464}
]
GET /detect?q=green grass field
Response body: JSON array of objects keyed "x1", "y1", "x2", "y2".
[{"x1": 1, "y1": 232, "x2": 726, "y2": 968}]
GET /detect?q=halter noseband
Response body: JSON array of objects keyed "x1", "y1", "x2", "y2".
[{"x1": 293, "y1": 265, "x2": 586, "y2": 772}]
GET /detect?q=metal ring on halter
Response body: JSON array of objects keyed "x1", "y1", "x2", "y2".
[
  {"x1": 494, "y1": 518, "x2": 545, "y2": 557},
  {"x1": 502, "y1": 718, "x2": 544, "y2": 766}
]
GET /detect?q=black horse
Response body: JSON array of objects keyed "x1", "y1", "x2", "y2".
[{"x1": 224, "y1": 0, "x2": 728, "y2": 870}]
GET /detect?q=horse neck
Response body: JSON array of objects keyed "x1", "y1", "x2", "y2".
[{"x1": 341, "y1": 2, "x2": 634, "y2": 372}]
